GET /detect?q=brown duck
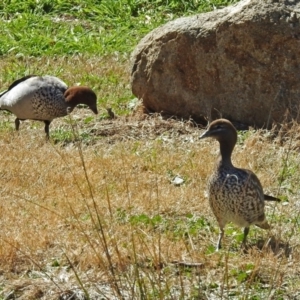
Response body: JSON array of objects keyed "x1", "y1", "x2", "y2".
[{"x1": 200, "y1": 119, "x2": 279, "y2": 250}]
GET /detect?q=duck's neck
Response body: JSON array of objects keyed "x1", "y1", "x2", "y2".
[{"x1": 218, "y1": 140, "x2": 235, "y2": 167}]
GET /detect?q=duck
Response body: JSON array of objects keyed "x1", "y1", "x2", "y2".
[
  {"x1": 0, "y1": 75, "x2": 98, "y2": 138},
  {"x1": 199, "y1": 118, "x2": 280, "y2": 250}
]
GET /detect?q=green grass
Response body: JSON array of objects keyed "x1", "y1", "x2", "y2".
[{"x1": 0, "y1": 0, "x2": 239, "y2": 57}]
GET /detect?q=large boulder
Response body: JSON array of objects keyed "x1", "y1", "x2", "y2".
[{"x1": 131, "y1": 0, "x2": 300, "y2": 128}]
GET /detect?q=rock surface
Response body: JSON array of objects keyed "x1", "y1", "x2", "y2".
[{"x1": 131, "y1": 0, "x2": 300, "y2": 128}]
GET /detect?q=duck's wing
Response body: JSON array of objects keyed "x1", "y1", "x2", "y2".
[{"x1": 241, "y1": 168, "x2": 281, "y2": 202}]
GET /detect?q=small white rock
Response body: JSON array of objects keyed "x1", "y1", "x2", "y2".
[{"x1": 171, "y1": 176, "x2": 184, "y2": 186}]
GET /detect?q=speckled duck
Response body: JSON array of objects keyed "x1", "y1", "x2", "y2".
[
  {"x1": 0, "y1": 75, "x2": 98, "y2": 138},
  {"x1": 200, "y1": 118, "x2": 279, "y2": 250}
]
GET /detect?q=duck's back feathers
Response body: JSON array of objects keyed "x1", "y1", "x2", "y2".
[
  {"x1": 7, "y1": 75, "x2": 38, "y2": 91},
  {"x1": 0, "y1": 75, "x2": 37, "y2": 98}
]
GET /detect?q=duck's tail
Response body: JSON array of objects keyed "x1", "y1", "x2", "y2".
[
  {"x1": 264, "y1": 194, "x2": 281, "y2": 202},
  {"x1": 0, "y1": 90, "x2": 7, "y2": 98}
]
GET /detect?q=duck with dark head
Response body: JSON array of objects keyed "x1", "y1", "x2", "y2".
[{"x1": 0, "y1": 75, "x2": 98, "y2": 139}]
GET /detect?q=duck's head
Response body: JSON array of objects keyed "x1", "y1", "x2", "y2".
[
  {"x1": 199, "y1": 118, "x2": 237, "y2": 145},
  {"x1": 64, "y1": 86, "x2": 98, "y2": 114}
]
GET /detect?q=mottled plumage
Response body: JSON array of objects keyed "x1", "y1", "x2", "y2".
[
  {"x1": 200, "y1": 119, "x2": 279, "y2": 250},
  {"x1": 0, "y1": 75, "x2": 98, "y2": 138}
]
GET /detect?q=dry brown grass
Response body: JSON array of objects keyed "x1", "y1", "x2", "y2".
[{"x1": 0, "y1": 111, "x2": 300, "y2": 299}]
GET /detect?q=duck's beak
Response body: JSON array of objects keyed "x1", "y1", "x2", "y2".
[
  {"x1": 199, "y1": 130, "x2": 210, "y2": 139},
  {"x1": 90, "y1": 106, "x2": 98, "y2": 114}
]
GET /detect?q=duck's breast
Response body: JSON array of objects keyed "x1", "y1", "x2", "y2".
[{"x1": 208, "y1": 167, "x2": 265, "y2": 226}]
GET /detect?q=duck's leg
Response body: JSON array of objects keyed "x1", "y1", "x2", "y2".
[
  {"x1": 15, "y1": 118, "x2": 20, "y2": 131},
  {"x1": 242, "y1": 227, "x2": 250, "y2": 247},
  {"x1": 217, "y1": 227, "x2": 224, "y2": 251},
  {"x1": 44, "y1": 120, "x2": 51, "y2": 139}
]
